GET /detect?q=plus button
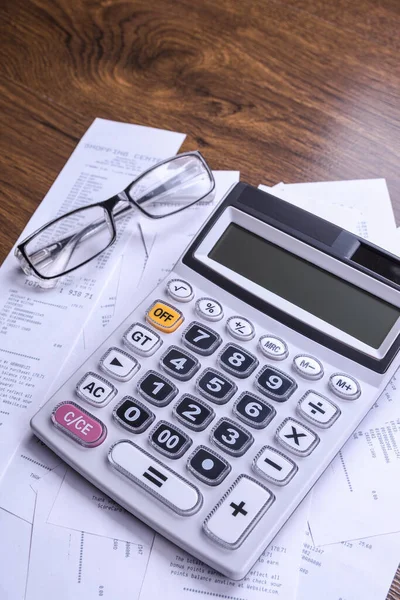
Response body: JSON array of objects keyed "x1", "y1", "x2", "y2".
[{"x1": 230, "y1": 500, "x2": 248, "y2": 517}]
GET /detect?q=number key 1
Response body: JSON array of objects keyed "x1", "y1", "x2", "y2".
[
  {"x1": 173, "y1": 395, "x2": 215, "y2": 431},
  {"x1": 137, "y1": 371, "x2": 178, "y2": 407}
]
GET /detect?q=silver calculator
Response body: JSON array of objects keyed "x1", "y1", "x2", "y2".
[{"x1": 31, "y1": 182, "x2": 400, "y2": 579}]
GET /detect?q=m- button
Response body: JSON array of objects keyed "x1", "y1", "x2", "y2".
[{"x1": 146, "y1": 300, "x2": 184, "y2": 333}]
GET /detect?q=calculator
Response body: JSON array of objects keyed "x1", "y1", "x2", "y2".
[{"x1": 31, "y1": 182, "x2": 400, "y2": 579}]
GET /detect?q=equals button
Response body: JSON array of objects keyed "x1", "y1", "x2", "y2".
[{"x1": 143, "y1": 465, "x2": 168, "y2": 488}]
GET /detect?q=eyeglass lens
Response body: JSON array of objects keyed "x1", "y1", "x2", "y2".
[
  {"x1": 127, "y1": 154, "x2": 213, "y2": 217},
  {"x1": 23, "y1": 205, "x2": 114, "y2": 278}
]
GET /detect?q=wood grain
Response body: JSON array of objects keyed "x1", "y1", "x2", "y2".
[{"x1": 1, "y1": 0, "x2": 399, "y2": 595}]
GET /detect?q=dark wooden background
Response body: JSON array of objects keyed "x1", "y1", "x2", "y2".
[{"x1": 1, "y1": 0, "x2": 399, "y2": 596}]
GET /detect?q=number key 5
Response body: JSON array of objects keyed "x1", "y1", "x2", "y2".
[{"x1": 196, "y1": 368, "x2": 237, "y2": 405}]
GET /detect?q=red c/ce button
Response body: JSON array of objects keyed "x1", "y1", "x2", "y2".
[{"x1": 52, "y1": 401, "x2": 107, "y2": 447}]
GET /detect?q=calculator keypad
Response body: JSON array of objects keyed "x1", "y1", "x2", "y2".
[
  {"x1": 137, "y1": 370, "x2": 178, "y2": 407},
  {"x1": 196, "y1": 368, "x2": 237, "y2": 405},
  {"x1": 211, "y1": 418, "x2": 254, "y2": 456},
  {"x1": 160, "y1": 346, "x2": 200, "y2": 381},
  {"x1": 255, "y1": 365, "x2": 297, "y2": 402},
  {"x1": 113, "y1": 397, "x2": 155, "y2": 434},
  {"x1": 182, "y1": 322, "x2": 222, "y2": 356},
  {"x1": 218, "y1": 344, "x2": 259, "y2": 379},
  {"x1": 173, "y1": 395, "x2": 215, "y2": 431},
  {"x1": 233, "y1": 392, "x2": 276, "y2": 429},
  {"x1": 149, "y1": 420, "x2": 192, "y2": 459},
  {"x1": 187, "y1": 446, "x2": 231, "y2": 486}
]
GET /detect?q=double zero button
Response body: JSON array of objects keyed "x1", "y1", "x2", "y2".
[{"x1": 149, "y1": 421, "x2": 192, "y2": 459}]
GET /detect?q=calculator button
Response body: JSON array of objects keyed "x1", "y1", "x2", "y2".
[
  {"x1": 100, "y1": 347, "x2": 140, "y2": 381},
  {"x1": 203, "y1": 475, "x2": 274, "y2": 549},
  {"x1": 233, "y1": 392, "x2": 276, "y2": 429},
  {"x1": 76, "y1": 372, "x2": 117, "y2": 407},
  {"x1": 226, "y1": 316, "x2": 255, "y2": 341},
  {"x1": 196, "y1": 368, "x2": 237, "y2": 405},
  {"x1": 52, "y1": 401, "x2": 107, "y2": 447},
  {"x1": 255, "y1": 365, "x2": 297, "y2": 402},
  {"x1": 258, "y1": 335, "x2": 288, "y2": 360},
  {"x1": 252, "y1": 445, "x2": 297, "y2": 486},
  {"x1": 173, "y1": 395, "x2": 215, "y2": 431},
  {"x1": 297, "y1": 391, "x2": 340, "y2": 428},
  {"x1": 329, "y1": 373, "x2": 361, "y2": 400},
  {"x1": 167, "y1": 279, "x2": 194, "y2": 302},
  {"x1": 123, "y1": 323, "x2": 162, "y2": 357},
  {"x1": 113, "y1": 397, "x2": 155, "y2": 434},
  {"x1": 195, "y1": 298, "x2": 224, "y2": 321},
  {"x1": 187, "y1": 446, "x2": 231, "y2": 486},
  {"x1": 108, "y1": 440, "x2": 202, "y2": 516},
  {"x1": 137, "y1": 370, "x2": 178, "y2": 407},
  {"x1": 293, "y1": 355, "x2": 323, "y2": 380},
  {"x1": 182, "y1": 321, "x2": 222, "y2": 356},
  {"x1": 159, "y1": 346, "x2": 200, "y2": 381},
  {"x1": 218, "y1": 344, "x2": 259, "y2": 379},
  {"x1": 276, "y1": 417, "x2": 319, "y2": 456},
  {"x1": 149, "y1": 420, "x2": 192, "y2": 459},
  {"x1": 146, "y1": 300, "x2": 184, "y2": 333},
  {"x1": 211, "y1": 418, "x2": 254, "y2": 456}
]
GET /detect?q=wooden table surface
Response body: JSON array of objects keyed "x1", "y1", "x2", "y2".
[{"x1": 1, "y1": 0, "x2": 399, "y2": 596}]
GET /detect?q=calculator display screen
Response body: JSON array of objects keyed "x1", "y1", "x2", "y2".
[{"x1": 208, "y1": 223, "x2": 400, "y2": 349}]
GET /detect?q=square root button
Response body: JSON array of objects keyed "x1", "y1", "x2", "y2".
[{"x1": 203, "y1": 475, "x2": 274, "y2": 549}]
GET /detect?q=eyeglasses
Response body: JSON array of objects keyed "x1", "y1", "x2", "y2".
[{"x1": 15, "y1": 151, "x2": 215, "y2": 288}]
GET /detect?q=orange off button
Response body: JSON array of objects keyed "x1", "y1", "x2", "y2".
[{"x1": 146, "y1": 299, "x2": 184, "y2": 333}]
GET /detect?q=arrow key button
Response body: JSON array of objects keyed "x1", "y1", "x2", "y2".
[{"x1": 100, "y1": 347, "x2": 140, "y2": 381}]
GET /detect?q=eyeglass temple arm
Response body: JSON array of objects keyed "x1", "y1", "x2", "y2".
[
  {"x1": 132, "y1": 162, "x2": 207, "y2": 205},
  {"x1": 27, "y1": 198, "x2": 133, "y2": 269}
]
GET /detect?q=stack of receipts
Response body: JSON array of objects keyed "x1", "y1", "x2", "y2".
[{"x1": 1, "y1": 118, "x2": 399, "y2": 600}]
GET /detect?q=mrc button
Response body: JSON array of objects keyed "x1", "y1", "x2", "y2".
[
  {"x1": 52, "y1": 401, "x2": 107, "y2": 447},
  {"x1": 146, "y1": 300, "x2": 184, "y2": 333}
]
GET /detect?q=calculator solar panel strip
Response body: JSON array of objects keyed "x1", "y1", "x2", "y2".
[{"x1": 31, "y1": 182, "x2": 400, "y2": 580}]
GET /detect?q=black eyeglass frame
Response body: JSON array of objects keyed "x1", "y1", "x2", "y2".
[{"x1": 16, "y1": 151, "x2": 215, "y2": 281}]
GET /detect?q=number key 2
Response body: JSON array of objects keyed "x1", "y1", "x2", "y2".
[
  {"x1": 173, "y1": 395, "x2": 215, "y2": 431},
  {"x1": 149, "y1": 420, "x2": 192, "y2": 459},
  {"x1": 196, "y1": 368, "x2": 237, "y2": 405},
  {"x1": 255, "y1": 366, "x2": 297, "y2": 402},
  {"x1": 137, "y1": 371, "x2": 178, "y2": 407},
  {"x1": 211, "y1": 418, "x2": 254, "y2": 456},
  {"x1": 160, "y1": 346, "x2": 200, "y2": 381},
  {"x1": 182, "y1": 322, "x2": 222, "y2": 356},
  {"x1": 218, "y1": 343, "x2": 259, "y2": 378}
]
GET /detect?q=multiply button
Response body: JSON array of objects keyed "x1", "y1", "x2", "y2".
[
  {"x1": 146, "y1": 300, "x2": 184, "y2": 333},
  {"x1": 52, "y1": 401, "x2": 107, "y2": 447},
  {"x1": 203, "y1": 475, "x2": 274, "y2": 549},
  {"x1": 123, "y1": 323, "x2": 162, "y2": 357},
  {"x1": 297, "y1": 391, "x2": 340, "y2": 428},
  {"x1": 276, "y1": 417, "x2": 319, "y2": 456},
  {"x1": 108, "y1": 441, "x2": 202, "y2": 516},
  {"x1": 259, "y1": 335, "x2": 288, "y2": 361},
  {"x1": 76, "y1": 372, "x2": 117, "y2": 407},
  {"x1": 329, "y1": 373, "x2": 361, "y2": 400}
]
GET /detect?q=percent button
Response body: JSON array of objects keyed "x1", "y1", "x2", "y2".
[{"x1": 195, "y1": 298, "x2": 224, "y2": 322}]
